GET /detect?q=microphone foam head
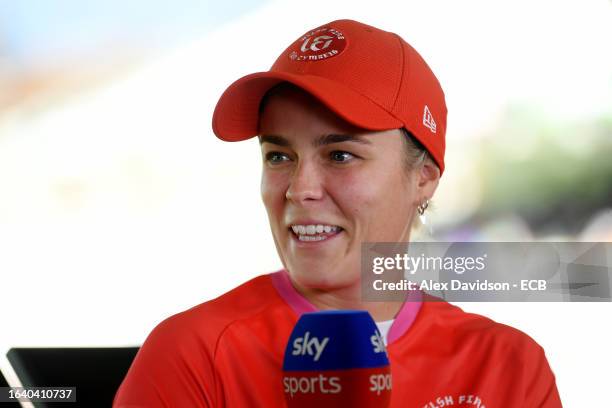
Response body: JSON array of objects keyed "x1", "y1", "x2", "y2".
[{"x1": 282, "y1": 310, "x2": 392, "y2": 407}]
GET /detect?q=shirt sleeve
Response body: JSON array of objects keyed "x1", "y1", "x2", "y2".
[
  {"x1": 523, "y1": 343, "x2": 563, "y2": 407},
  {"x1": 113, "y1": 315, "x2": 218, "y2": 408}
]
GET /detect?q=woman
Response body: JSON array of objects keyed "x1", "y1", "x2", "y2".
[{"x1": 114, "y1": 19, "x2": 562, "y2": 407}]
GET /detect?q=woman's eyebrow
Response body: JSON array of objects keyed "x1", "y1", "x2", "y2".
[
  {"x1": 258, "y1": 133, "x2": 372, "y2": 147},
  {"x1": 314, "y1": 134, "x2": 372, "y2": 147},
  {"x1": 259, "y1": 134, "x2": 290, "y2": 146}
]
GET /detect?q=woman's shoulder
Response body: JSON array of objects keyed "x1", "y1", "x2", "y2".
[
  {"x1": 395, "y1": 296, "x2": 561, "y2": 406},
  {"x1": 146, "y1": 273, "x2": 284, "y2": 349},
  {"x1": 417, "y1": 295, "x2": 546, "y2": 355},
  {"x1": 115, "y1": 274, "x2": 285, "y2": 406}
]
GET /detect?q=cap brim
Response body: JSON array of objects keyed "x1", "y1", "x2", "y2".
[{"x1": 212, "y1": 71, "x2": 403, "y2": 141}]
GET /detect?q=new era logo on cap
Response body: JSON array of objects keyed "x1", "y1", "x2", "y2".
[{"x1": 423, "y1": 105, "x2": 437, "y2": 134}]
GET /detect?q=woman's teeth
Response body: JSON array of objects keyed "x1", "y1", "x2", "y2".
[{"x1": 291, "y1": 224, "x2": 341, "y2": 241}]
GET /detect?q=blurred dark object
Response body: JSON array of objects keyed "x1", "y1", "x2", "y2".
[
  {"x1": 6, "y1": 347, "x2": 139, "y2": 408},
  {"x1": 0, "y1": 368, "x2": 21, "y2": 407}
]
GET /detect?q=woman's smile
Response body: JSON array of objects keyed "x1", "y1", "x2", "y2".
[{"x1": 289, "y1": 223, "x2": 343, "y2": 242}]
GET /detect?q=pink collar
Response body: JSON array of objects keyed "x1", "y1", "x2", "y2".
[{"x1": 270, "y1": 270, "x2": 422, "y2": 345}]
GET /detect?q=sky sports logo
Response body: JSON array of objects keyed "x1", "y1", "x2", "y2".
[{"x1": 291, "y1": 330, "x2": 386, "y2": 362}]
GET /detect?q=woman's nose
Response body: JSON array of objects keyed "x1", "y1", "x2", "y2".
[{"x1": 285, "y1": 160, "x2": 324, "y2": 203}]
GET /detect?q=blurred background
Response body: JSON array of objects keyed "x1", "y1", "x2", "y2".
[{"x1": 0, "y1": 0, "x2": 610, "y2": 406}]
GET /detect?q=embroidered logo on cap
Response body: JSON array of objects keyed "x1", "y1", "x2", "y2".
[
  {"x1": 288, "y1": 27, "x2": 347, "y2": 62},
  {"x1": 423, "y1": 105, "x2": 437, "y2": 134}
]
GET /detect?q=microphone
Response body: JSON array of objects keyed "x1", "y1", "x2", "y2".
[{"x1": 282, "y1": 310, "x2": 392, "y2": 407}]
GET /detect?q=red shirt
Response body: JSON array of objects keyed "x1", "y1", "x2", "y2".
[{"x1": 114, "y1": 270, "x2": 562, "y2": 407}]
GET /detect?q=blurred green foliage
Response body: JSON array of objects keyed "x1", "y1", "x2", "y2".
[{"x1": 478, "y1": 105, "x2": 612, "y2": 233}]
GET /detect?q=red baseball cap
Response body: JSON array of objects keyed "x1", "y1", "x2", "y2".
[{"x1": 212, "y1": 19, "x2": 447, "y2": 174}]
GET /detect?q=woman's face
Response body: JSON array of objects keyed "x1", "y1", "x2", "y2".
[{"x1": 259, "y1": 86, "x2": 428, "y2": 292}]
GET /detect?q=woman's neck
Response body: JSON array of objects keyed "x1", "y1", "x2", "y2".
[{"x1": 295, "y1": 284, "x2": 402, "y2": 322}]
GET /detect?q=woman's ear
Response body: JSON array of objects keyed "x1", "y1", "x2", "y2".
[{"x1": 417, "y1": 159, "x2": 440, "y2": 199}]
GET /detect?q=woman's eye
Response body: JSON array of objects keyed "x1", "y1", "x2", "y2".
[
  {"x1": 330, "y1": 151, "x2": 355, "y2": 162},
  {"x1": 265, "y1": 152, "x2": 290, "y2": 164}
]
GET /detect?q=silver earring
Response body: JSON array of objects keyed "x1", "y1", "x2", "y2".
[
  {"x1": 417, "y1": 199, "x2": 433, "y2": 236},
  {"x1": 417, "y1": 199, "x2": 429, "y2": 216}
]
